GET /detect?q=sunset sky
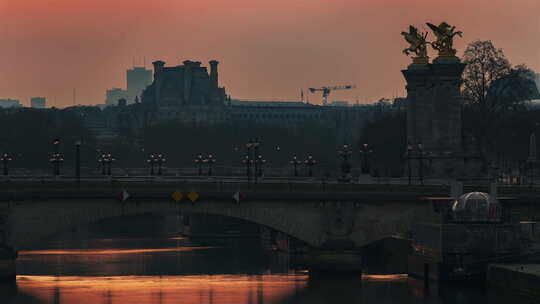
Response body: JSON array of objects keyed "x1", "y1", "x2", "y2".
[{"x1": 1, "y1": 0, "x2": 539, "y2": 107}]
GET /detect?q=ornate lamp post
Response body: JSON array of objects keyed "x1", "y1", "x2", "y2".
[
  {"x1": 156, "y1": 154, "x2": 166, "y2": 176},
  {"x1": 245, "y1": 139, "x2": 254, "y2": 182},
  {"x1": 338, "y1": 143, "x2": 352, "y2": 176},
  {"x1": 256, "y1": 155, "x2": 266, "y2": 177},
  {"x1": 98, "y1": 153, "x2": 114, "y2": 176},
  {"x1": 359, "y1": 143, "x2": 373, "y2": 174},
  {"x1": 147, "y1": 154, "x2": 156, "y2": 176},
  {"x1": 0, "y1": 153, "x2": 12, "y2": 176},
  {"x1": 304, "y1": 154, "x2": 317, "y2": 177},
  {"x1": 205, "y1": 154, "x2": 216, "y2": 176},
  {"x1": 50, "y1": 138, "x2": 63, "y2": 176},
  {"x1": 290, "y1": 155, "x2": 302, "y2": 177},
  {"x1": 252, "y1": 139, "x2": 261, "y2": 183},
  {"x1": 242, "y1": 154, "x2": 251, "y2": 181},
  {"x1": 194, "y1": 153, "x2": 205, "y2": 176},
  {"x1": 406, "y1": 142, "x2": 429, "y2": 185}
]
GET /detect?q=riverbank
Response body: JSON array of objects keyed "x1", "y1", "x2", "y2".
[{"x1": 488, "y1": 263, "x2": 540, "y2": 299}]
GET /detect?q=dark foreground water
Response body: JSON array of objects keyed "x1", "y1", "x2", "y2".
[{"x1": 1, "y1": 235, "x2": 535, "y2": 304}]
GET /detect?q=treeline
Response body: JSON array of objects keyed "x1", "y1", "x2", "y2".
[{"x1": 0, "y1": 108, "x2": 94, "y2": 171}]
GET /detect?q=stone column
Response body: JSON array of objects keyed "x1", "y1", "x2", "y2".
[
  {"x1": 402, "y1": 63, "x2": 432, "y2": 147},
  {"x1": 402, "y1": 57, "x2": 466, "y2": 178}
]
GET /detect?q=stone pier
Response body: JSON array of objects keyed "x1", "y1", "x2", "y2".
[{"x1": 402, "y1": 56, "x2": 481, "y2": 178}]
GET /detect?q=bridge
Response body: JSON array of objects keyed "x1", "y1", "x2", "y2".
[{"x1": 1, "y1": 179, "x2": 539, "y2": 274}]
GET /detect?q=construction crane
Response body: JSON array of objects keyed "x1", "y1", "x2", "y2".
[{"x1": 308, "y1": 85, "x2": 356, "y2": 106}]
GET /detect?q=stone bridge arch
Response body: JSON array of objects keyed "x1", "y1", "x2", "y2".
[{"x1": 5, "y1": 198, "x2": 436, "y2": 250}]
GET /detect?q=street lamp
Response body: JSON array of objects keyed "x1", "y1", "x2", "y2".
[
  {"x1": 256, "y1": 155, "x2": 266, "y2": 177},
  {"x1": 0, "y1": 153, "x2": 12, "y2": 176},
  {"x1": 359, "y1": 143, "x2": 373, "y2": 174},
  {"x1": 290, "y1": 155, "x2": 302, "y2": 177},
  {"x1": 252, "y1": 139, "x2": 263, "y2": 183},
  {"x1": 98, "y1": 153, "x2": 114, "y2": 176},
  {"x1": 242, "y1": 154, "x2": 251, "y2": 181},
  {"x1": 147, "y1": 154, "x2": 156, "y2": 176},
  {"x1": 49, "y1": 152, "x2": 64, "y2": 176},
  {"x1": 156, "y1": 154, "x2": 166, "y2": 176},
  {"x1": 304, "y1": 154, "x2": 317, "y2": 177},
  {"x1": 194, "y1": 153, "x2": 205, "y2": 176},
  {"x1": 245, "y1": 139, "x2": 254, "y2": 182},
  {"x1": 338, "y1": 143, "x2": 352, "y2": 176},
  {"x1": 205, "y1": 154, "x2": 216, "y2": 176}
]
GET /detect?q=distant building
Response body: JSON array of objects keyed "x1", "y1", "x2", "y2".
[
  {"x1": 105, "y1": 66, "x2": 153, "y2": 106},
  {"x1": 30, "y1": 97, "x2": 46, "y2": 109},
  {"x1": 142, "y1": 60, "x2": 228, "y2": 123},
  {"x1": 0, "y1": 99, "x2": 22, "y2": 108},
  {"x1": 535, "y1": 73, "x2": 540, "y2": 90},
  {"x1": 105, "y1": 88, "x2": 128, "y2": 106},
  {"x1": 127, "y1": 67, "x2": 152, "y2": 102},
  {"x1": 329, "y1": 101, "x2": 349, "y2": 107}
]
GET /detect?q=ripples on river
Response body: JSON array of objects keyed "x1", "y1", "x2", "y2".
[{"x1": 1, "y1": 235, "x2": 532, "y2": 303}]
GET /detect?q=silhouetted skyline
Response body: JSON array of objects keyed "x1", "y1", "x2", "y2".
[{"x1": 1, "y1": 0, "x2": 539, "y2": 107}]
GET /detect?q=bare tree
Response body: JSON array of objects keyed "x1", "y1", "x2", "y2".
[{"x1": 462, "y1": 40, "x2": 538, "y2": 115}]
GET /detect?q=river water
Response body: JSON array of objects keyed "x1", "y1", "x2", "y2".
[{"x1": 1, "y1": 232, "x2": 533, "y2": 303}]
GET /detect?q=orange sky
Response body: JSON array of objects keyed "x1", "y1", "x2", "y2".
[{"x1": 1, "y1": 0, "x2": 539, "y2": 107}]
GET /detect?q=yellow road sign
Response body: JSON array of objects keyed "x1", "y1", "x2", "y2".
[
  {"x1": 187, "y1": 191, "x2": 199, "y2": 202},
  {"x1": 171, "y1": 191, "x2": 183, "y2": 202}
]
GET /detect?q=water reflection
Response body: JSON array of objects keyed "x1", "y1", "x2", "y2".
[
  {"x1": 1, "y1": 236, "x2": 534, "y2": 304},
  {"x1": 14, "y1": 274, "x2": 306, "y2": 304}
]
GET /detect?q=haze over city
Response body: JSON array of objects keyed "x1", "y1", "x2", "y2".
[{"x1": 1, "y1": 0, "x2": 539, "y2": 107}]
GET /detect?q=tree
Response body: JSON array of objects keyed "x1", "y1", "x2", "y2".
[
  {"x1": 461, "y1": 40, "x2": 539, "y2": 162},
  {"x1": 462, "y1": 40, "x2": 538, "y2": 115}
]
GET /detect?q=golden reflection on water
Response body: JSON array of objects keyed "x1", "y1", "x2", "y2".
[
  {"x1": 19, "y1": 247, "x2": 213, "y2": 256},
  {"x1": 16, "y1": 274, "x2": 307, "y2": 304}
]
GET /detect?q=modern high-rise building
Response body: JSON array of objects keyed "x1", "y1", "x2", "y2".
[
  {"x1": 0, "y1": 99, "x2": 22, "y2": 108},
  {"x1": 127, "y1": 67, "x2": 152, "y2": 101},
  {"x1": 30, "y1": 97, "x2": 46, "y2": 109},
  {"x1": 105, "y1": 66, "x2": 152, "y2": 106}
]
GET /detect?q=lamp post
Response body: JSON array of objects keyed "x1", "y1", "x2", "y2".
[
  {"x1": 0, "y1": 153, "x2": 12, "y2": 176},
  {"x1": 359, "y1": 143, "x2": 373, "y2": 174},
  {"x1": 147, "y1": 154, "x2": 156, "y2": 176},
  {"x1": 245, "y1": 139, "x2": 254, "y2": 182},
  {"x1": 290, "y1": 155, "x2": 302, "y2": 177},
  {"x1": 98, "y1": 153, "x2": 114, "y2": 176},
  {"x1": 252, "y1": 139, "x2": 262, "y2": 183},
  {"x1": 304, "y1": 154, "x2": 317, "y2": 177},
  {"x1": 256, "y1": 155, "x2": 266, "y2": 177},
  {"x1": 406, "y1": 142, "x2": 429, "y2": 185},
  {"x1": 50, "y1": 138, "x2": 63, "y2": 176},
  {"x1": 205, "y1": 154, "x2": 216, "y2": 176},
  {"x1": 242, "y1": 154, "x2": 251, "y2": 181},
  {"x1": 194, "y1": 154, "x2": 205, "y2": 176},
  {"x1": 338, "y1": 143, "x2": 352, "y2": 176},
  {"x1": 156, "y1": 154, "x2": 166, "y2": 176}
]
